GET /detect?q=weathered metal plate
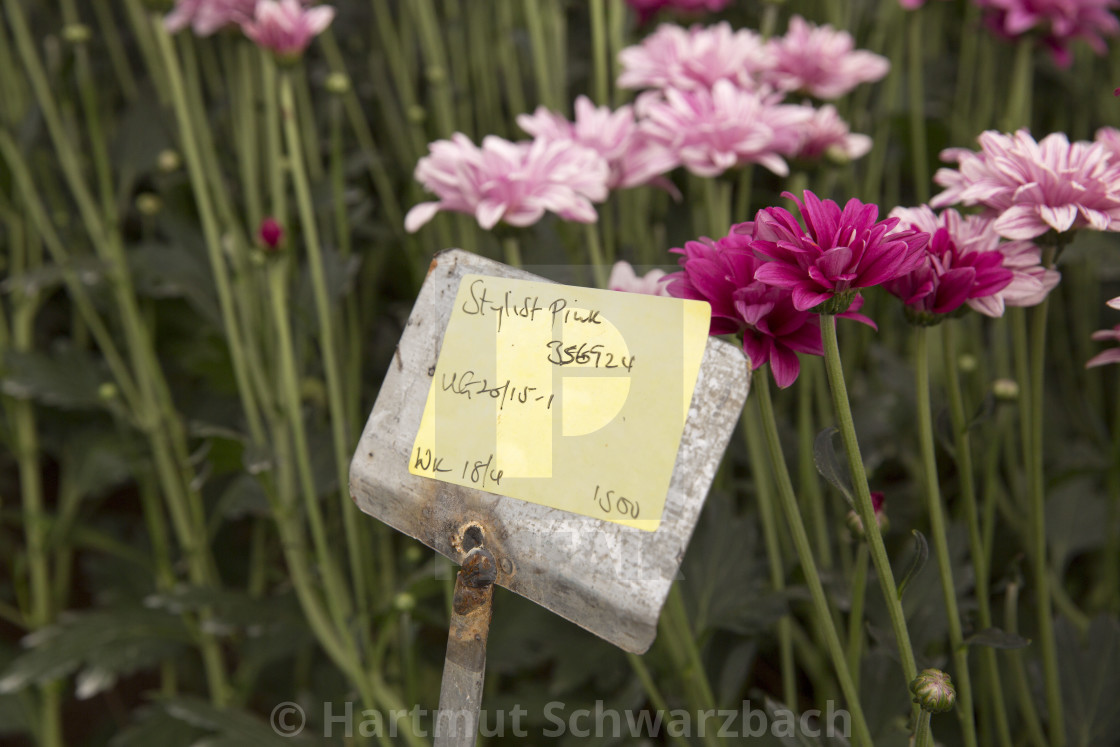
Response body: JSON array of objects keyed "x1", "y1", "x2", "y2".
[{"x1": 349, "y1": 249, "x2": 750, "y2": 653}]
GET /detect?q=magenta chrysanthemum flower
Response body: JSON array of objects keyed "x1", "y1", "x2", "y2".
[
  {"x1": 634, "y1": 81, "x2": 812, "y2": 177},
  {"x1": 617, "y1": 22, "x2": 772, "y2": 92},
  {"x1": 258, "y1": 216, "x2": 284, "y2": 250},
  {"x1": 625, "y1": 0, "x2": 732, "y2": 22},
  {"x1": 405, "y1": 134, "x2": 609, "y2": 233},
  {"x1": 241, "y1": 0, "x2": 334, "y2": 59},
  {"x1": 749, "y1": 191, "x2": 930, "y2": 312},
  {"x1": 1086, "y1": 324, "x2": 1120, "y2": 367},
  {"x1": 790, "y1": 105, "x2": 873, "y2": 162},
  {"x1": 761, "y1": 16, "x2": 890, "y2": 99},
  {"x1": 974, "y1": 0, "x2": 1120, "y2": 67},
  {"x1": 607, "y1": 261, "x2": 671, "y2": 296},
  {"x1": 665, "y1": 225, "x2": 873, "y2": 387},
  {"x1": 516, "y1": 96, "x2": 678, "y2": 190},
  {"x1": 884, "y1": 206, "x2": 1015, "y2": 320},
  {"x1": 165, "y1": 0, "x2": 259, "y2": 35},
  {"x1": 931, "y1": 130, "x2": 1120, "y2": 240}
]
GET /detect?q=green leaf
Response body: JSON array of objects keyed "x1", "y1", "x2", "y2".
[
  {"x1": 0, "y1": 606, "x2": 191, "y2": 698},
  {"x1": 1, "y1": 345, "x2": 109, "y2": 409},
  {"x1": 896, "y1": 530, "x2": 929, "y2": 599},
  {"x1": 129, "y1": 239, "x2": 221, "y2": 329},
  {"x1": 1058, "y1": 615, "x2": 1120, "y2": 747},
  {"x1": 813, "y1": 427, "x2": 854, "y2": 508},
  {"x1": 0, "y1": 257, "x2": 109, "y2": 296},
  {"x1": 159, "y1": 696, "x2": 307, "y2": 746},
  {"x1": 1046, "y1": 480, "x2": 1108, "y2": 572},
  {"x1": 110, "y1": 705, "x2": 210, "y2": 747},
  {"x1": 962, "y1": 627, "x2": 1030, "y2": 650},
  {"x1": 682, "y1": 495, "x2": 791, "y2": 637}
]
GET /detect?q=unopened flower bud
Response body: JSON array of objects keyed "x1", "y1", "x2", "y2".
[
  {"x1": 135, "y1": 192, "x2": 162, "y2": 216},
  {"x1": 98, "y1": 382, "x2": 118, "y2": 401},
  {"x1": 61, "y1": 23, "x2": 91, "y2": 44},
  {"x1": 407, "y1": 105, "x2": 427, "y2": 125},
  {"x1": 824, "y1": 143, "x2": 852, "y2": 165},
  {"x1": 846, "y1": 491, "x2": 888, "y2": 539},
  {"x1": 325, "y1": 72, "x2": 350, "y2": 95},
  {"x1": 958, "y1": 353, "x2": 978, "y2": 373},
  {"x1": 393, "y1": 592, "x2": 416, "y2": 613},
  {"x1": 157, "y1": 149, "x2": 182, "y2": 173},
  {"x1": 910, "y1": 668, "x2": 956, "y2": 713},
  {"x1": 993, "y1": 378, "x2": 1020, "y2": 401},
  {"x1": 258, "y1": 217, "x2": 284, "y2": 251}
]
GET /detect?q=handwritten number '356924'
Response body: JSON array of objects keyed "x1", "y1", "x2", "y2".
[{"x1": 593, "y1": 485, "x2": 639, "y2": 519}]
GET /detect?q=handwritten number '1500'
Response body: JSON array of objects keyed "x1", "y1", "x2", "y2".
[
  {"x1": 546, "y1": 341, "x2": 634, "y2": 370},
  {"x1": 593, "y1": 485, "x2": 639, "y2": 519}
]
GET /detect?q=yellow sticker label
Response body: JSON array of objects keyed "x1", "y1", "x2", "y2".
[{"x1": 410, "y1": 274, "x2": 711, "y2": 531}]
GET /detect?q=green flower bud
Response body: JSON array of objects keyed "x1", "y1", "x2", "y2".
[
  {"x1": 325, "y1": 72, "x2": 350, "y2": 95},
  {"x1": 157, "y1": 149, "x2": 182, "y2": 173},
  {"x1": 135, "y1": 192, "x2": 162, "y2": 216},
  {"x1": 98, "y1": 382, "x2": 118, "y2": 401},
  {"x1": 910, "y1": 668, "x2": 956, "y2": 713},
  {"x1": 393, "y1": 592, "x2": 416, "y2": 613},
  {"x1": 992, "y1": 378, "x2": 1020, "y2": 401},
  {"x1": 61, "y1": 23, "x2": 91, "y2": 44},
  {"x1": 958, "y1": 353, "x2": 978, "y2": 373}
]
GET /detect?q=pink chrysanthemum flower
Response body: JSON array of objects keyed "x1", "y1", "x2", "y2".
[
  {"x1": 625, "y1": 0, "x2": 732, "y2": 22},
  {"x1": 749, "y1": 191, "x2": 930, "y2": 312},
  {"x1": 931, "y1": 129, "x2": 1120, "y2": 240},
  {"x1": 405, "y1": 134, "x2": 610, "y2": 233},
  {"x1": 1109, "y1": 296, "x2": 1120, "y2": 309},
  {"x1": 790, "y1": 105, "x2": 873, "y2": 162},
  {"x1": 516, "y1": 96, "x2": 678, "y2": 190},
  {"x1": 762, "y1": 16, "x2": 890, "y2": 99},
  {"x1": 991, "y1": 240, "x2": 1062, "y2": 308},
  {"x1": 634, "y1": 81, "x2": 813, "y2": 177},
  {"x1": 665, "y1": 225, "x2": 873, "y2": 387},
  {"x1": 884, "y1": 206, "x2": 1015, "y2": 321},
  {"x1": 1086, "y1": 324, "x2": 1120, "y2": 367},
  {"x1": 974, "y1": 0, "x2": 1120, "y2": 67},
  {"x1": 241, "y1": 0, "x2": 334, "y2": 59},
  {"x1": 258, "y1": 216, "x2": 284, "y2": 250},
  {"x1": 617, "y1": 22, "x2": 772, "y2": 92},
  {"x1": 165, "y1": 0, "x2": 259, "y2": 35},
  {"x1": 607, "y1": 261, "x2": 671, "y2": 296}
]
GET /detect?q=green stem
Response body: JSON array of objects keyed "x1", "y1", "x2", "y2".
[
  {"x1": 409, "y1": 0, "x2": 456, "y2": 134},
  {"x1": 943, "y1": 324, "x2": 1013, "y2": 747},
  {"x1": 914, "y1": 710, "x2": 933, "y2": 747},
  {"x1": 153, "y1": 17, "x2": 265, "y2": 444},
  {"x1": 907, "y1": 12, "x2": 929, "y2": 203},
  {"x1": 524, "y1": 0, "x2": 558, "y2": 110},
  {"x1": 820, "y1": 314, "x2": 919, "y2": 697},
  {"x1": 741, "y1": 413, "x2": 797, "y2": 711},
  {"x1": 590, "y1": 0, "x2": 609, "y2": 104},
  {"x1": 756, "y1": 371, "x2": 873, "y2": 745},
  {"x1": 279, "y1": 70, "x2": 369, "y2": 623},
  {"x1": 1004, "y1": 579, "x2": 1048, "y2": 747},
  {"x1": 914, "y1": 328, "x2": 978, "y2": 747},
  {"x1": 1002, "y1": 38, "x2": 1034, "y2": 131},
  {"x1": 626, "y1": 654, "x2": 692, "y2": 747},
  {"x1": 584, "y1": 223, "x2": 608, "y2": 288},
  {"x1": 1024, "y1": 292, "x2": 1064, "y2": 747},
  {"x1": 502, "y1": 236, "x2": 523, "y2": 267},
  {"x1": 845, "y1": 544, "x2": 869, "y2": 690},
  {"x1": 661, "y1": 585, "x2": 721, "y2": 747}
]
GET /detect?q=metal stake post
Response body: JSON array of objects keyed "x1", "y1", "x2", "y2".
[{"x1": 434, "y1": 546, "x2": 496, "y2": 747}]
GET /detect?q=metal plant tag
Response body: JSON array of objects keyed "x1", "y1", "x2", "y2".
[{"x1": 349, "y1": 250, "x2": 750, "y2": 654}]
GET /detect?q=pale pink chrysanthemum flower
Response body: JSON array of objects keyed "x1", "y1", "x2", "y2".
[
  {"x1": 516, "y1": 96, "x2": 678, "y2": 189},
  {"x1": 931, "y1": 129, "x2": 1120, "y2": 240},
  {"x1": 617, "y1": 22, "x2": 772, "y2": 93},
  {"x1": 790, "y1": 104, "x2": 872, "y2": 162},
  {"x1": 625, "y1": 0, "x2": 732, "y2": 23},
  {"x1": 405, "y1": 133, "x2": 610, "y2": 233},
  {"x1": 607, "y1": 261, "x2": 671, "y2": 295},
  {"x1": 165, "y1": 0, "x2": 259, "y2": 35},
  {"x1": 241, "y1": 0, "x2": 335, "y2": 59},
  {"x1": 1086, "y1": 325, "x2": 1120, "y2": 367},
  {"x1": 1109, "y1": 296, "x2": 1120, "y2": 309},
  {"x1": 1095, "y1": 126, "x2": 1120, "y2": 160},
  {"x1": 888, "y1": 206, "x2": 1055, "y2": 316},
  {"x1": 974, "y1": 0, "x2": 1120, "y2": 68},
  {"x1": 634, "y1": 81, "x2": 813, "y2": 178},
  {"x1": 761, "y1": 15, "x2": 890, "y2": 99}
]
